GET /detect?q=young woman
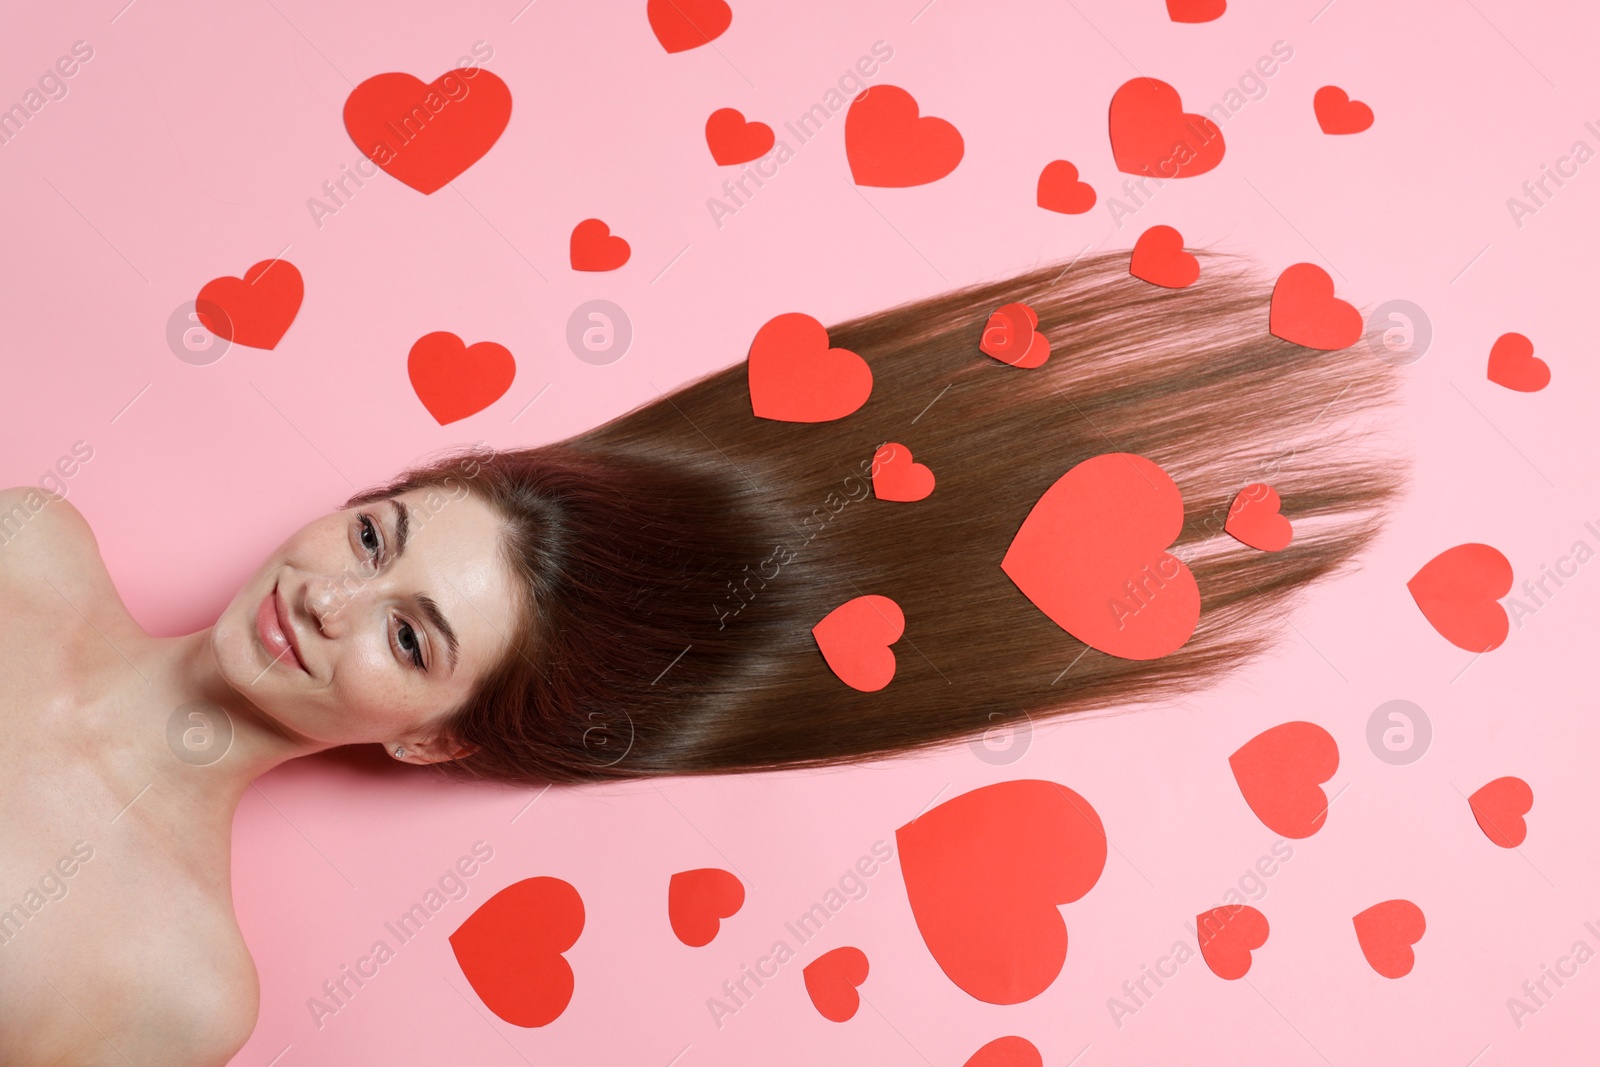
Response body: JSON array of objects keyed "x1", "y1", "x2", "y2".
[{"x1": 0, "y1": 249, "x2": 1404, "y2": 1064}]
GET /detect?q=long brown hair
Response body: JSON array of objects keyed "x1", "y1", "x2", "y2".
[{"x1": 346, "y1": 248, "x2": 1406, "y2": 783}]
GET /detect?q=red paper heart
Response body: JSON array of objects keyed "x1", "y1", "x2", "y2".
[
  {"x1": 963, "y1": 1036, "x2": 1044, "y2": 1067},
  {"x1": 1229, "y1": 721, "x2": 1339, "y2": 838},
  {"x1": 668, "y1": 868, "x2": 745, "y2": 947},
  {"x1": 1224, "y1": 483, "x2": 1293, "y2": 552},
  {"x1": 1314, "y1": 86, "x2": 1374, "y2": 135},
  {"x1": 195, "y1": 259, "x2": 303, "y2": 350},
  {"x1": 1166, "y1": 0, "x2": 1226, "y2": 21},
  {"x1": 647, "y1": 0, "x2": 731, "y2": 53},
  {"x1": 343, "y1": 70, "x2": 512, "y2": 194},
  {"x1": 979, "y1": 302, "x2": 1049, "y2": 368},
  {"x1": 408, "y1": 332, "x2": 516, "y2": 425},
  {"x1": 747, "y1": 312, "x2": 873, "y2": 422},
  {"x1": 803, "y1": 946, "x2": 868, "y2": 1022},
  {"x1": 449, "y1": 877, "x2": 585, "y2": 1027},
  {"x1": 705, "y1": 108, "x2": 774, "y2": 165},
  {"x1": 845, "y1": 85, "x2": 964, "y2": 187},
  {"x1": 1036, "y1": 160, "x2": 1096, "y2": 214},
  {"x1": 812, "y1": 594, "x2": 904, "y2": 692},
  {"x1": 1108, "y1": 77, "x2": 1225, "y2": 178},
  {"x1": 1002, "y1": 453, "x2": 1199, "y2": 660},
  {"x1": 1129, "y1": 225, "x2": 1199, "y2": 288},
  {"x1": 897, "y1": 779, "x2": 1107, "y2": 1005},
  {"x1": 570, "y1": 218, "x2": 631, "y2": 271},
  {"x1": 872, "y1": 442, "x2": 935, "y2": 502},
  {"x1": 1469, "y1": 776, "x2": 1533, "y2": 848},
  {"x1": 1196, "y1": 905, "x2": 1269, "y2": 980},
  {"x1": 1487, "y1": 332, "x2": 1550, "y2": 392},
  {"x1": 1353, "y1": 899, "x2": 1424, "y2": 978},
  {"x1": 1406, "y1": 543, "x2": 1513, "y2": 652},
  {"x1": 1269, "y1": 262, "x2": 1363, "y2": 349}
]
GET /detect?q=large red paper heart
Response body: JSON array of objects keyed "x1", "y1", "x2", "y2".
[
  {"x1": 963, "y1": 1036, "x2": 1043, "y2": 1067},
  {"x1": 812, "y1": 594, "x2": 904, "y2": 692},
  {"x1": 1353, "y1": 899, "x2": 1424, "y2": 978},
  {"x1": 1314, "y1": 86, "x2": 1374, "y2": 134},
  {"x1": 705, "y1": 108, "x2": 774, "y2": 165},
  {"x1": 647, "y1": 0, "x2": 731, "y2": 53},
  {"x1": 747, "y1": 312, "x2": 872, "y2": 422},
  {"x1": 1196, "y1": 905, "x2": 1269, "y2": 980},
  {"x1": 668, "y1": 868, "x2": 745, "y2": 947},
  {"x1": 1229, "y1": 721, "x2": 1339, "y2": 838},
  {"x1": 1002, "y1": 453, "x2": 1199, "y2": 660},
  {"x1": 1268, "y1": 262, "x2": 1363, "y2": 350},
  {"x1": 1487, "y1": 332, "x2": 1550, "y2": 392},
  {"x1": 570, "y1": 218, "x2": 631, "y2": 271},
  {"x1": 803, "y1": 946, "x2": 868, "y2": 1022},
  {"x1": 1224, "y1": 483, "x2": 1293, "y2": 552},
  {"x1": 195, "y1": 259, "x2": 303, "y2": 350},
  {"x1": 872, "y1": 442, "x2": 935, "y2": 502},
  {"x1": 1036, "y1": 160, "x2": 1096, "y2": 214},
  {"x1": 1406, "y1": 543, "x2": 1513, "y2": 652},
  {"x1": 897, "y1": 779, "x2": 1107, "y2": 1005},
  {"x1": 1129, "y1": 225, "x2": 1199, "y2": 288},
  {"x1": 343, "y1": 70, "x2": 512, "y2": 194},
  {"x1": 450, "y1": 877, "x2": 585, "y2": 1027},
  {"x1": 1167, "y1": 0, "x2": 1226, "y2": 21},
  {"x1": 408, "y1": 332, "x2": 516, "y2": 425},
  {"x1": 1108, "y1": 77, "x2": 1225, "y2": 178},
  {"x1": 845, "y1": 85, "x2": 964, "y2": 187},
  {"x1": 1469, "y1": 776, "x2": 1533, "y2": 848},
  {"x1": 979, "y1": 302, "x2": 1049, "y2": 368}
]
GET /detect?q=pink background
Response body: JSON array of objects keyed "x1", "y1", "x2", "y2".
[{"x1": 3, "y1": 0, "x2": 1597, "y2": 1062}]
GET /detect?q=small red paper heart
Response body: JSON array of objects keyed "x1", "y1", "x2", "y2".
[
  {"x1": 570, "y1": 218, "x2": 630, "y2": 271},
  {"x1": 1002, "y1": 453, "x2": 1199, "y2": 660},
  {"x1": 1353, "y1": 899, "x2": 1424, "y2": 978},
  {"x1": 1224, "y1": 483, "x2": 1293, "y2": 551},
  {"x1": 343, "y1": 70, "x2": 512, "y2": 194},
  {"x1": 195, "y1": 259, "x2": 303, "y2": 350},
  {"x1": 812, "y1": 594, "x2": 904, "y2": 691},
  {"x1": 705, "y1": 107, "x2": 774, "y2": 165},
  {"x1": 647, "y1": 0, "x2": 731, "y2": 53},
  {"x1": 1036, "y1": 160, "x2": 1096, "y2": 214},
  {"x1": 898, "y1": 779, "x2": 1107, "y2": 1004},
  {"x1": 1108, "y1": 77, "x2": 1225, "y2": 178},
  {"x1": 1166, "y1": 0, "x2": 1226, "y2": 21},
  {"x1": 1487, "y1": 332, "x2": 1550, "y2": 392},
  {"x1": 1129, "y1": 225, "x2": 1200, "y2": 288},
  {"x1": 1314, "y1": 86, "x2": 1374, "y2": 135},
  {"x1": 408, "y1": 331, "x2": 516, "y2": 425},
  {"x1": 963, "y1": 1036, "x2": 1044, "y2": 1067},
  {"x1": 1269, "y1": 262, "x2": 1363, "y2": 349},
  {"x1": 449, "y1": 877, "x2": 585, "y2": 1027},
  {"x1": 1229, "y1": 721, "x2": 1339, "y2": 839},
  {"x1": 1406, "y1": 543, "x2": 1513, "y2": 652},
  {"x1": 845, "y1": 85, "x2": 964, "y2": 188},
  {"x1": 668, "y1": 868, "x2": 745, "y2": 947},
  {"x1": 1196, "y1": 905, "x2": 1269, "y2": 980},
  {"x1": 872, "y1": 442, "x2": 935, "y2": 502},
  {"x1": 747, "y1": 312, "x2": 872, "y2": 422},
  {"x1": 803, "y1": 946, "x2": 868, "y2": 1021},
  {"x1": 979, "y1": 302, "x2": 1049, "y2": 368},
  {"x1": 1469, "y1": 776, "x2": 1533, "y2": 848}
]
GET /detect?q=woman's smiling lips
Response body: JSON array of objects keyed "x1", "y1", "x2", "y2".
[{"x1": 255, "y1": 579, "x2": 309, "y2": 674}]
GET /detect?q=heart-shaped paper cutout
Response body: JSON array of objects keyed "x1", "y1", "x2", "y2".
[
  {"x1": 979, "y1": 302, "x2": 1049, "y2": 368},
  {"x1": 845, "y1": 85, "x2": 964, "y2": 187},
  {"x1": 570, "y1": 218, "x2": 631, "y2": 271},
  {"x1": 1108, "y1": 77, "x2": 1225, "y2": 178},
  {"x1": 408, "y1": 331, "x2": 516, "y2": 425},
  {"x1": 812, "y1": 594, "x2": 904, "y2": 691},
  {"x1": 1229, "y1": 721, "x2": 1339, "y2": 838},
  {"x1": 897, "y1": 779, "x2": 1107, "y2": 1005},
  {"x1": 1353, "y1": 899, "x2": 1424, "y2": 978},
  {"x1": 668, "y1": 868, "x2": 745, "y2": 947},
  {"x1": 1036, "y1": 160, "x2": 1096, "y2": 214},
  {"x1": 1468, "y1": 776, "x2": 1533, "y2": 848},
  {"x1": 449, "y1": 876, "x2": 585, "y2": 1027},
  {"x1": 1002, "y1": 453, "x2": 1199, "y2": 660},
  {"x1": 1196, "y1": 905, "x2": 1269, "y2": 979},
  {"x1": 963, "y1": 1036, "x2": 1044, "y2": 1067},
  {"x1": 1406, "y1": 543, "x2": 1513, "y2": 652},
  {"x1": 647, "y1": 0, "x2": 731, "y2": 53},
  {"x1": 705, "y1": 108, "x2": 774, "y2": 165},
  {"x1": 1314, "y1": 86, "x2": 1374, "y2": 134},
  {"x1": 1129, "y1": 225, "x2": 1200, "y2": 288},
  {"x1": 747, "y1": 312, "x2": 872, "y2": 422},
  {"x1": 872, "y1": 442, "x2": 935, "y2": 502},
  {"x1": 343, "y1": 70, "x2": 512, "y2": 194},
  {"x1": 1167, "y1": 0, "x2": 1226, "y2": 21},
  {"x1": 803, "y1": 946, "x2": 868, "y2": 1021},
  {"x1": 195, "y1": 259, "x2": 303, "y2": 350},
  {"x1": 1224, "y1": 483, "x2": 1293, "y2": 552},
  {"x1": 1269, "y1": 262, "x2": 1363, "y2": 350},
  {"x1": 1487, "y1": 332, "x2": 1550, "y2": 392}
]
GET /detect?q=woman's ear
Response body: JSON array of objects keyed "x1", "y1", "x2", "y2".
[{"x1": 391, "y1": 735, "x2": 479, "y2": 765}]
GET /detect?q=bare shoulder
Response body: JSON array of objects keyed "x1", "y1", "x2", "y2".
[
  {"x1": 0, "y1": 486, "x2": 121, "y2": 614},
  {"x1": 114, "y1": 913, "x2": 261, "y2": 1066}
]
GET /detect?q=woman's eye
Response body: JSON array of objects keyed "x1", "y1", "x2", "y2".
[
  {"x1": 358, "y1": 514, "x2": 380, "y2": 556},
  {"x1": 396, "y1": 620, "x2": 426, "y2": 670}
]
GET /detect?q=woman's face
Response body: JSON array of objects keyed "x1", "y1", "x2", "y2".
[{"x1": 212, "y1": 485, "x2": 521, "y2": 760}]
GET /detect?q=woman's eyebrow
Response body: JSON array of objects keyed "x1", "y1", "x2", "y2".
[{"x1": 388, "y1": 499, "x2": 460, "y2": 674}]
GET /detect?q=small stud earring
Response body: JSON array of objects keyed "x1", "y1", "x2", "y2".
[{"x1": 393, "y1": 745, "x2": 406, "y2": 758}]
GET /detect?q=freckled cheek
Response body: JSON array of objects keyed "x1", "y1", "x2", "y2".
[{"x1": 330, "y1": 641, "x2": 415, "y2": 726}]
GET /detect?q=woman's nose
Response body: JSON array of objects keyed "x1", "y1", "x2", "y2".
[{"x1": 304, "y1": 570, "x2": 365, "y2": 633}]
